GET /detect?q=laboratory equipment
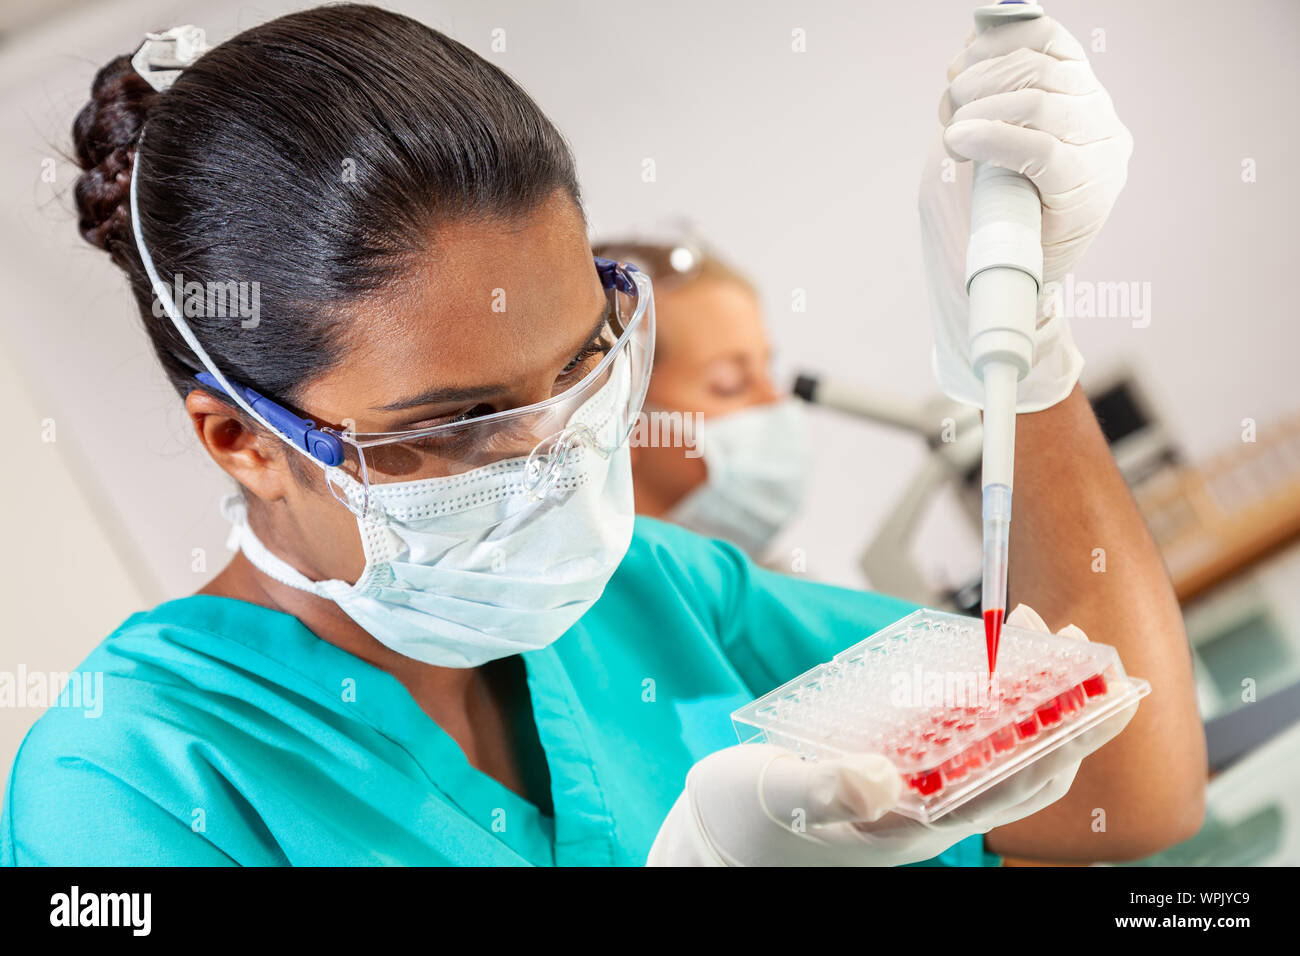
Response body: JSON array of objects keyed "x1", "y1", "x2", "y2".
[
  {"x1": 967, "y1": 1, "x2": 1048, "y2": 674},
  {"x1": 1136, "y1": 414, "x2": 1300, "y2": 602},
  {"x1": 792, "y1": 374, "x2": 966, "y2": 437},
  {"x1": 732, "y1": 609, "x2": 1149, "y2": 823}
]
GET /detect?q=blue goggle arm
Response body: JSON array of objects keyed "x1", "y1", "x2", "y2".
[
  {"x1": 193, "y1": 257, "x2": 640, "y2": 468},
  {"x1": 594, "y1": 256, "x2": 639, "y2": 294},
  {"x1": 194, "y1": 371, "x2": 346, "y2": 467}
]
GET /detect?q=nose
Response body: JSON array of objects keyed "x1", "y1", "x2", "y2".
[{"x1": 752, "y1": 371, "x2": 782, "y2": 406}]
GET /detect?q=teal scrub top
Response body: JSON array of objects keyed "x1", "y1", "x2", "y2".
[{"x1": 0, "y1": 516, "x2": 998, "y2": 867}]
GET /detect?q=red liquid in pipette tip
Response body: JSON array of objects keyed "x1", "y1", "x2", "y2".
[{"x1": 983, "y1": 608, "x2": 1004, "y2": 674}]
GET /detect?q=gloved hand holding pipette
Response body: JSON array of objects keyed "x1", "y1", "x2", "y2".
[
  {"x1": 647, "y1": 606, "x2": 1139, "y2": 866},
  {"x1": 920, "y1": 7, "x2": 1134, "y2": 413},
  {"x1": 918, "y1": 2, "x2": 1134, "y2": 674}
]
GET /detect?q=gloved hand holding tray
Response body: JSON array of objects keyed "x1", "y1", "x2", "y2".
[{"x1": 732, "y1": 609, "x2": 1150, "y2": 823}]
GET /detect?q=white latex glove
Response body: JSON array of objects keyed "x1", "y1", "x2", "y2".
[
  {"x1": 646, "y1": 604, "x2": 1139, "y2": 866},
  {"x1": 920, "y1": 14, "x2": 1134, "y2": 412}
]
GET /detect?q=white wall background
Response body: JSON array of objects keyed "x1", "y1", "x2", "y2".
[{"x1": 1, "y1": 0, "x2": 1298, "y2": 774}]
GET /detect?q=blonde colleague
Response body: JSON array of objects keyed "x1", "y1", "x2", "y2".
[
  {"x1": 0, "y1": 6, "x2": 1204, "y2": 867},
  {"x1": 592, "y1": 238, "x2": 809, "y2": 563}
]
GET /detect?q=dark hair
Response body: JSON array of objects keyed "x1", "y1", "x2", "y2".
[{"x1": 73, "y1": 4, "x2": 582, "y2": 411}]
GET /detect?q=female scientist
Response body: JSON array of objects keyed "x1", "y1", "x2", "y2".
[
  {"x1": 0, "y1": 5, "x2": 1205, "y2": 866},
  {"x1": 592, "y1": 237, "x2": 810, "y2": 562}
]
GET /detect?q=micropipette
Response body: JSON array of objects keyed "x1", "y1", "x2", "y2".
[{"x1": 967, "y1": 1, "x2": 1046, "y2": 674}]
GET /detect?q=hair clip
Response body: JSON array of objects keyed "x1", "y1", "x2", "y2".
[{"x1": 131, "y1": 25, "x2": 209, "y2": 92}]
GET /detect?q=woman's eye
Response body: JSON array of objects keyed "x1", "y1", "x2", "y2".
[
  {"x1": 444, "y1": 403, "x2": 494, "y2": 426},
  {"x1": 409, "y1": 404, "x2": 490, "y2": 429},
  {"x1": 559, "y1": 341, "x2": 611, "y2": 379},
  {"x1": 399, "y1": 403, "x2": 493, "y2": 436},
  {"x1": 710, "y1": 381, "x2": 748, "y2": 399}
]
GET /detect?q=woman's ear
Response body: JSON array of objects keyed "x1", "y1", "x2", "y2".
[{"x1": 184, "y1": 389, "x2": 295, "y2": 503}]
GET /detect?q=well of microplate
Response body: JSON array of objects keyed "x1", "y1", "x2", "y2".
[{"x1": 731, "y1": 609, "x2": 1150, "y2": 822}]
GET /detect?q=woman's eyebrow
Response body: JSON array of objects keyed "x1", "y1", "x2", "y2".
[
  {"x1": 374, "y1": 382, "x2": 506, "y2": 412},
  {"x1": 372, "y1": 298, "x2": 610, "y2": 413}
]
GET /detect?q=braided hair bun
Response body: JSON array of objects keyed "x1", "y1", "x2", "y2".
[{"x1": 71, "y1": 55, "x2": 156, "y2": 264}]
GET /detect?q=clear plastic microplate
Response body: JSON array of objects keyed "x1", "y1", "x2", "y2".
[{"x1": 731, "y1": 609, "x2": 1151, "y2": 823}]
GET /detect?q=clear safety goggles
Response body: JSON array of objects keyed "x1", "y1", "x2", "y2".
[{"x1": 195, "y1": 258, "x2": 654, "y2": 520}]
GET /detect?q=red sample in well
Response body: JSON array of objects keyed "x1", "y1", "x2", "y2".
[
  {"x1": 1036, "y1": 697, "x2": 1064, "y2": 726},
  {"x1": 1056, "y1": 686, "x2": 1083, "y2": 716},
  {"x1": 983, "y1": 607, "x2": 1005, "y2": 673},
  {"x1": 942, "y1": 755, "x2": 969, "y2": 780},
  {"x1": 1082, "y1": 673, "x2": 1108, "y2": 697},
  {"x1": 909, "y1": 770, "x2": 944, "y2": 795},
  {"x1": 963, "y1": 738, "x2": 993, "y2": 769},
  {"x1": 990, "y1": 724, "x2": 1018, "y2": 752},
  {"x1": 1014, "y1": 712, "x2": 1040, "y2": 739}
]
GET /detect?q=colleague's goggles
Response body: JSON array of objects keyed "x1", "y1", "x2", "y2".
[{"x1": 197, "y1": 257, "x2": 654, "y2": 519}]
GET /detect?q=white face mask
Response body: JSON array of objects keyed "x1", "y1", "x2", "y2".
[
  {"x1": 664, "y1": 397, "x2": 810, "y2": 558},
  {"x1": 223, "y1": 357, "x2": 637, "y2": 668},
  {"x1": 128, "y1": 139, "x2": 650, "y2": 669}
]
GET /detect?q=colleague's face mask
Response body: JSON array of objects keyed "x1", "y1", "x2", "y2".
[
  {"x1": 663, "y1": 397, "x2": 810, "y2": 558},
  {"x1": 224, "y1": 355, "x2": 638, "y2": 668}
]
